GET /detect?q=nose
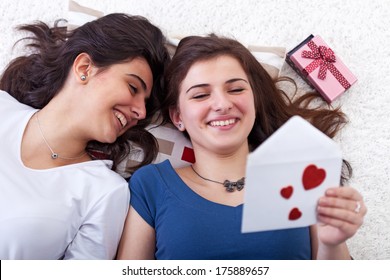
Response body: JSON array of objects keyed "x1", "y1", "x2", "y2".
[
  {"x1": 212, "y1": 91, "x2": 233, "y2": 113},
  {"x1": 131, "y1": 97, "x2": 146, "y2": 120}
]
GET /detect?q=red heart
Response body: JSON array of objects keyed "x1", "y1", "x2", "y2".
[
  {"x1": 288, "y1": 207, "x2": 302, "y2": 220},
  {"x1": 302, "y1": 164, "x2": 326, "y2": 190},
  {"x1": 280, "y1": 185, "x2": 293, "y2": 199}
]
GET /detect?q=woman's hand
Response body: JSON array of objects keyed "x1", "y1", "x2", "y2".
[{"x1": 316, "y1": 186, "x2": 367, "y2": 246}]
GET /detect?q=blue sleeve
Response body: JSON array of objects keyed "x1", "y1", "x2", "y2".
[{"x1": 129, "y1": 164, "x2": 165, "y2": 228}]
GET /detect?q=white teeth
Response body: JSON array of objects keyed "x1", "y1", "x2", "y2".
[
  {"x1": 114, "y1": 111, "x2": 128, "y2": 128},
  {"x1": 210, "y1": 119, "x2": 235, "y2": 127}
]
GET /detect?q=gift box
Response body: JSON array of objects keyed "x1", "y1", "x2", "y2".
[{"x1": 286, "y1": 35, "x2": 357, "y2": 103}]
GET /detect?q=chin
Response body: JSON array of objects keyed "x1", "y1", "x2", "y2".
[{"x1": 98, "y1": 133, "x2": 118, "y2": 144}]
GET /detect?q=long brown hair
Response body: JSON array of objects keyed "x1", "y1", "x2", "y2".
[
  {"x1": 0, "y1": 13, "x2": 171, "y2": 173},
  {"x1": 162, "y1": 34, "x2": 351, "y2": 183}
]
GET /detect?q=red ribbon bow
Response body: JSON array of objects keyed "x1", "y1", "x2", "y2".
[{"x1": 301, "y1": 40, "x2": 351, "y2": 89}]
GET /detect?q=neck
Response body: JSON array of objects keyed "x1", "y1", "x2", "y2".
[
  {"x1": 191, "y1": 148, "x2": 248, "y2": 184},
  {"x1": 34, "y1": 110, "x2": 88, "y2": 161}
]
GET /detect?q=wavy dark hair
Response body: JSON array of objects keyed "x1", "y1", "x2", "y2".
[
  {"x1": 162, "y1": 34, "x2": 352, "y2": 184},
  {"x1": 0, "y1": 13, "x2": 171, "y2": 173}
]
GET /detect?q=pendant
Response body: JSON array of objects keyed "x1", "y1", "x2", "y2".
[
  {"x1": 223, "y1": 177, "x2": 245, "y2": 192},
  {"x1": 51, "y1": 153, "x2": 58, "y2": 159}
]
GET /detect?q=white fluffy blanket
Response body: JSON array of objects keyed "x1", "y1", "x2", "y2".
[{"x1": 0, "y1": 0, "x2": 389, "y2": 260}]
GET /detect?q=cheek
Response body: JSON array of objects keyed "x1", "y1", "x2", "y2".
[
  {"x1": 177, "y1": 97, "x2": 195, "y2": 122},
  {"x1": 181, "y1": 106, "x2": 202, "y2": 123},
  {"x1": 238, "y1": 96, "x2": 255, "y2": 114},
  {"x1": 179, "y1": 104, "x2": 208, "y2": 127}
]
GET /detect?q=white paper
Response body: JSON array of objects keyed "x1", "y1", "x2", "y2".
[{"x1": 241, "y1": 116, "x2": 342, "y2": 233}]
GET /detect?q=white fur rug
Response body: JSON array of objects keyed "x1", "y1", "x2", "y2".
[{"x1": 1, "y1": 0, "x2": 389, "y2": 260}]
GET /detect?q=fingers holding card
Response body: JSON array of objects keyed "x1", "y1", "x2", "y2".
[
  {"x1": 316, "y1": 190, "x2": 366, "y2": 246},
  {"x1": 242, "y1": 116, "x2": 342, "y2": 233},
  {"x1": 316, "y1": 186, "x2": 366, "y2": 237}
]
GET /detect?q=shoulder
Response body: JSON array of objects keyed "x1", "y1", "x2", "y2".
[
  {"x1": 0, "y1": 91, "x2": 34, "y2": 118},
  {"x1": 131, "y1": 160, "x2": 173, "y2": 182},
  {"x1": 80, "y1": 163, "x2": 130, "y2": 221},
  {"x1": 129, "y1": 160, "x2": 174, "y2": 198},
  {"x1": 0, "y1": 91, "x2": 30, "y2": 110},
  {"x1": 77, "y1": 160, "x2": 129, "y2": 198},
  {"x1": 0, "y1": 90, "x2": 15, "y2": 103},
  {"x1": 0, "y1": 91, "x2": 36, "y2": 137}
]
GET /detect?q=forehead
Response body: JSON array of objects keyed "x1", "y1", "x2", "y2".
[
  {"x1": 118, "y1": 57, "x2": 153, "y2": 86},
  {"x1": 183, "y1": 55, "x2": 246, "y2": 82},
  {"x1": 179, "y1": 55, "x2": 247, "y2": 94},
  {"x1": 192, "y1": 55, "x2": 243, "y2": 72}
]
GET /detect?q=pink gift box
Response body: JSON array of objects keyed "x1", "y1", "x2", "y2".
[{"x1": 286, "y1": 35, "x2": 357, "y2": 103}]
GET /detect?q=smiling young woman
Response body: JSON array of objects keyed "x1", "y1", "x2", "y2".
[
  {"x1": 0, "y1": 13, "x2": 170, "y2": 260},
  {"x1": 117, "y1": 34, "x2": 366, "y2": 260}
]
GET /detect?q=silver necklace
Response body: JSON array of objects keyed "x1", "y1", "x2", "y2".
[
  {"x1": 35, "y1": 112, "x2": 87, "y2": 160},
  {"x1": 190, "y1": 165, "x2": 245, "y2": 192}
]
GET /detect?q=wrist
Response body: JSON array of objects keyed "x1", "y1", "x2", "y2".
[{"x1": 316, "y1": 242, "x2": 350, "y2": 260}]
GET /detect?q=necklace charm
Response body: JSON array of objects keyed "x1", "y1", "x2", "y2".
[
  {"x1": 191, "y1": 165, "x2": 245, "y2": 192},
  {"x1": 51, "y1": 153, "x2": 59, "y2": 159},
  {"x1": 223, "y1": 178, "x2": 245, "y2": 192}
]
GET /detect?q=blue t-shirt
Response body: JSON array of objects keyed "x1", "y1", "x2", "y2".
[{"x1": 130, "y1": 160, "x2": 311, "y2": 260}]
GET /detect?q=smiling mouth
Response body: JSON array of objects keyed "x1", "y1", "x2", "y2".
[
  {"x1": 114, "y1": 111, "x2": 128, "y2": 128},
  {"x1": 209, "y1": 119, "x2": 236, "y2": 127}
]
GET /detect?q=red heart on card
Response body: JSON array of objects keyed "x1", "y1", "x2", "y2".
[
  {"x1": 302, "y1": 164, "x2": 326, "y2": 190},
  {"x1": 288, "y1": 207, "x2": 302, "y2": 220},
  {"x1": 280, "y1": 185, "x2": 293, "y2": 199}
]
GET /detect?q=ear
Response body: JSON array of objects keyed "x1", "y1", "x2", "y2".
[
  {"x1": 73, "y1": 53, "x2": 93, "y2": 83},
  {"x1": 169, "y1": 106, "x2": 185, "y2": 131}
]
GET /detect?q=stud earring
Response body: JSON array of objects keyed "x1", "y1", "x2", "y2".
[
  {"x1": 178, "y1": 123, "x2": 182, "y2": 129},
  {"x1": 80, "y1": 75, "x2": 87, "y2": 81}
]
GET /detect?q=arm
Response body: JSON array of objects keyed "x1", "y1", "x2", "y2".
[
  {"x1": 310, "y1": 225, "x2": 350, "y2": 259},
  {"x1": 116, "y1": 206, "x2": 156, "y2": 259},
  {"x1": 311, "y1": 186, "x2": 366, "y2": 259},
  {"x1": 63, "y1": 183, "x2": 130, "y2": 260},
  {"x1": 117, "y1": 164, "x2": 161, "y2": 259}
]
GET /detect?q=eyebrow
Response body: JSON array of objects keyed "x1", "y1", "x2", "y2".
[
  {"x1": 127, "y1": 74, "x2": 147, "y2": 91},
  {"x1": 185, "y1": 78, "x2": 248, "y2": 93}
]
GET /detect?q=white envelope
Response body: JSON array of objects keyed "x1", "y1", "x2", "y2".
[{"x1": 241, "y1": 115, "x2": 342, "y2": 233}]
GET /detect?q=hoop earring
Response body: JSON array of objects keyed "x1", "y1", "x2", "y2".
[{"x1": 80, "y1": 75, "x2": 87, "y2": 81}]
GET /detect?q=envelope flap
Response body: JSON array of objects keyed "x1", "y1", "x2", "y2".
[{"x1": 247, "y1": 116, "x2": 342, "y2": 166}]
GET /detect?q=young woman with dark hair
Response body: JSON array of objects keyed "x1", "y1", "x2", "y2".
[
  {"x1": 0, "y1": 13, "x2": 170, "y2": 259},
  {"x1": 117, "y1": 34, "x2": 366, "y2": 260}
]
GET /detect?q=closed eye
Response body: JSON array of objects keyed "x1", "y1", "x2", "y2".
[
  {"x1": 129, "y1": 84, "x2": 138, "y2": 95},
  {"x1": 192, "y1": 93, "x2": 209, "y2": 99},
  {"x1": 228, "y1": 88, "x2": 244, "y2": 93}
]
